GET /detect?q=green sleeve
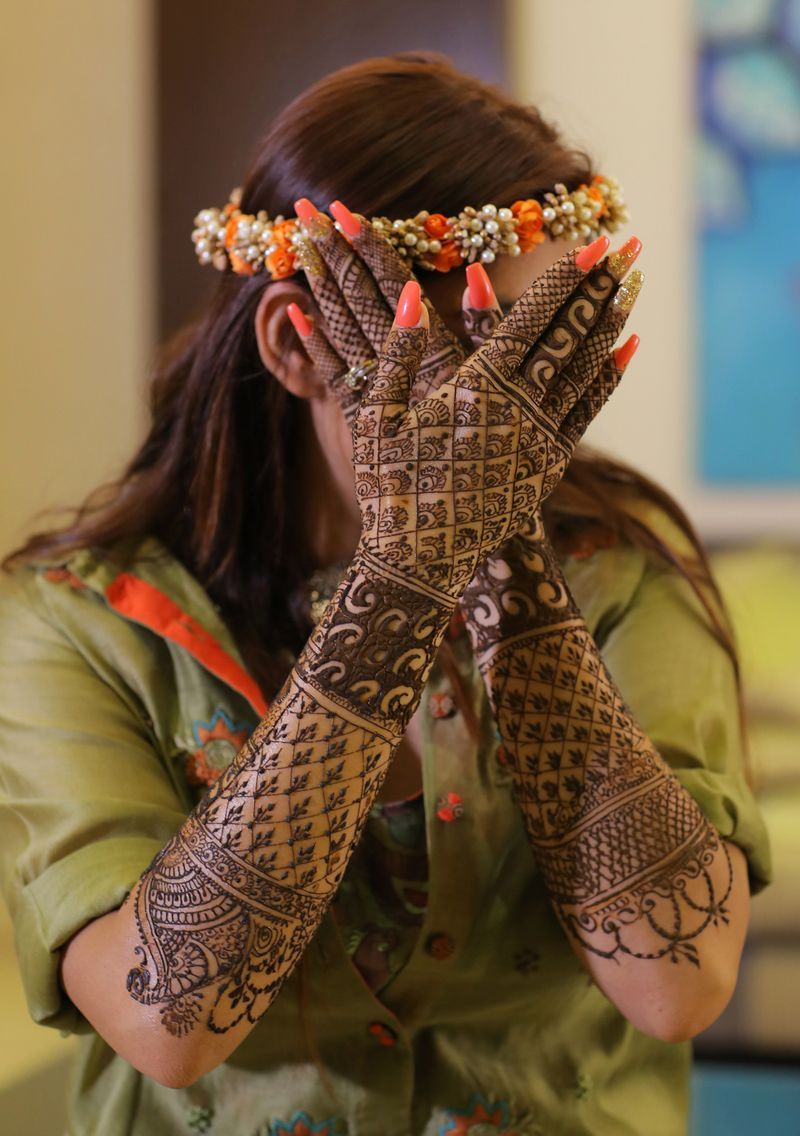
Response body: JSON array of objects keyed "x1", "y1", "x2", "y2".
[
  {"x1": 598, "y1": 555, "x2": 773, "y2": 896},
  {"x1": 0, "y1": 569, "x2": 186, "y2": 1034}
]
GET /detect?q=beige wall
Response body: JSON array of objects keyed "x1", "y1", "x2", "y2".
[
  {"x1": 507, "y1": 0, "x2": 800, "y2": 539},
  {"x1": 0, "y1": 0, "x2": 154, "y2": 559},
  {"x1": 0, "y1": 0, "x2": 154, "y2": 1107}
]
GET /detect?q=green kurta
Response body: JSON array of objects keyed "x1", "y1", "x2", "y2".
[{"x1": 0, "y1": 513, "x2": 772, "y2": 1136}]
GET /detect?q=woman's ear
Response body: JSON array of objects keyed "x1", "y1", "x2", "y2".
[{"x1": 254, "y1": 281, "x2": 327, "y2": 400}]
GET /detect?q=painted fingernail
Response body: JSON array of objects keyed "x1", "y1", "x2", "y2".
[
  {"x1": 613, "y1": 269, "x2": 644, "y2": 313},
  {"x1": 575, "y1": 235, "x2": 610, "y2": 272},
  {"x1": 294, "y1": 198, "x2": 320, "y2": 226},
  {"x1": 329, "y1": 200, "x2": 361, "y2": 240},
  {"x1": 607, "y1": 236, "x2": 643, "y2": 280},
  {"x1": 613, "y1": 334, "x2": 640, "y2": 369},
  {"x1": 286, "y1": 303, "x2": 312, "y2": 338},
  {"x1": 465, "y1": 262, "x2": 496, "y2": 309},
  {"x1": 395, "y1": 280, "x2": 422, "y2": 327}
]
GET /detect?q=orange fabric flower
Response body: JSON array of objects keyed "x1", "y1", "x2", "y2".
[
  {"x1": 266, "y1": 246, "x2": 296, "y2": 279},
  {"x1": 424, "y1": 212, "x2": 451, "y2": 240},
  {"x1": 588, "y1": 179, "x2": 608, "y2": 216},
  {"x1": 430, "y1": 240, "x2": 462, "y2": 272},
  {"x1": 510, "y1": 199, "x2": 546, "y2": 252},
  {"x1": 229, "y1": 251, "x2": 255, "y2": 276},
  {"x1": 271, "y1": 219, "x2": 297, "y2": 248}
]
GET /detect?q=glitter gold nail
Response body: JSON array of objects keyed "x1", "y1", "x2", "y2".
[
  {"x1": 613, "y1": 269, "x2": 644, "y2": 313},
  {"x1": 292, "y1": 234, "x2": 325, "y2": 276},
  {"x1": 607, "y1": 236, "x2": 643, "y2": 280}
]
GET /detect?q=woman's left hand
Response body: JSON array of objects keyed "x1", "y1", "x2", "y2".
[{"x1": 288, "y1": 198, "x2": 465, "y2": 421}]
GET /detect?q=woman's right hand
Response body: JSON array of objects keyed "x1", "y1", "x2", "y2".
[{"x1": 347, "y1": 240, "x2": 633, "y2": 600}]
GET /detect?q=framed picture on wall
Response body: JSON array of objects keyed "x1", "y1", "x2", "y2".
[{"x1": 694, "y1": 0, "x2": 800, "y2": 536}]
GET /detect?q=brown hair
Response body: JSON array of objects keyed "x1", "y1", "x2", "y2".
[{"x1": 3, "y1": 51, "x2": 740, "y2": 699}]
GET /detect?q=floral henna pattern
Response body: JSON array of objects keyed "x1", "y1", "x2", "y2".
[
  {"x1": 126, "y1": 248, "x2": 613, "y2": 1036},
  {"x1": 461, "y1": 526, "x2": 734, "y2": 966}
]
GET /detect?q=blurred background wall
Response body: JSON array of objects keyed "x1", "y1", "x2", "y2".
[
  {"x1": 0, "y1": 0, "x2": 153, "y2": 1122},
  {"x1": 1, "y1": 1, "x2": 798, "y2": 1132}
]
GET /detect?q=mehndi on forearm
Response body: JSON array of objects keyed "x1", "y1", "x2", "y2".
[
  {"x1": 461, "y1": 523, "x2": 733, "y2": 967},
  {"x1": 125, "y1": 546, "x2": 455, "y2": 1036}
]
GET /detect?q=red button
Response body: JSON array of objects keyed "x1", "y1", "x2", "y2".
[
  {"x1": 425, "y1": 932, "x2": 455, "y2": 960},
  {"x1": 436, "y1": 792, "x2": 464, "y2": 822},
  {"x1": 367, "y1": 1021, "x2": 398, "y2": 1047},
  {"x1": 429, "y1": 692, "x2": 456, "y2": 719}
]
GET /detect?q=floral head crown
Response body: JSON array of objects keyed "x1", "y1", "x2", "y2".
[{"x1": 192, "y1": 174, "x2": 628, "y2": 280}]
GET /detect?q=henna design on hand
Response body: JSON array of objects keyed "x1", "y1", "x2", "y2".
[{"x1": 125, "y1": 246, "x2": 619, "y2": 1037}]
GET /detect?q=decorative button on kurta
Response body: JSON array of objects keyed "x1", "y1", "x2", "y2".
[
  {"x1": 429, "y1": 691, "x2": 456, "y2": 719},
  {"x1": 367, "y1": 1021, "x2": 398, "y2": 1047},
  {"x1": 425, "y1": 932, "x2": 455, "y2": 959},
  {"x1": 436, "y1": 791, "x2": 464, "y2": 822}
]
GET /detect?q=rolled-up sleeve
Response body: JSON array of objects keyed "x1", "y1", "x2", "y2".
[
  {"x1": 598, "y1": 556, "x2": 773, "y2": 895},
  {"x1": 0, "y1": 569, "x2": 186, "y2": 1034}
]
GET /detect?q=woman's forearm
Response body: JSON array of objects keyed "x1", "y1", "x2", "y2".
[
  {"x1": 61, "y1": 545, "x2": 455, "y2": 1086},
  {"x1": 460, "y1": 528, "x2": 749, "y2": 1041}
]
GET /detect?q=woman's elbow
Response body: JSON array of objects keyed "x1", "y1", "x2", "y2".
[{"x1": 633, "y1": 967, "x2": 738, "y2": 1044}]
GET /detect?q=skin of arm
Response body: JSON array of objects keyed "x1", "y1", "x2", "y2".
[
  {"x1": 460, "y1": 519, "x2": 750, "y2": 1043},
  {"x1": 61, "y1": 243, "x2": 606, "y2": 1087}
]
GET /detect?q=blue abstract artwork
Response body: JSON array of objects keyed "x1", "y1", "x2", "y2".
[{"x1": 696, "y1": 0, "x2": 800, "y2": 484}]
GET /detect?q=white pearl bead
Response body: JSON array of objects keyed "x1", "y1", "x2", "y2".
[
  {"x1": 482, "y1": 204, "x2": 497, "y2": 216},
  {"x1": 542, "y1": 207, "x2": 556, "y2": 222},
  {"x1": 200, "y1": 251, "x2": 211, "y2": 264},
  {"x1": 552, "y1": 222, "x2": 564, "y2": 235},
  {"x1": 247, "y1": 245, "x2": 258, "y2": 258},
  {"x1": 497, "y1": 208, "x2": 513, "y2": 221},
  {"x1": 392, "y1": 219, "x2": 405, "y2": 230},
  {"x1": 480, "y1": 248, "x2": 496, "y2": 263},
  {"x1": 470, "y1": 234, "x2": 484, "y2": 247},
  {"x1": 509, "y1": 244, "x2": 522, "y2": 257},
  {"x1": 580, "y1": 207, "x2": 592, "y2": 220},
  {"x1": 428, "y1": 239, "x2": 442, "y2": 253},
  {"x1": 507, "y1": 232, "x2": 519, "y2": 244},
  {"x1": 417, "y1": 238, "x2": 429, "y2": 252},
  {"x1": 579, "y1": 224, "x2": 591, "y2": 237},
  {"x1": 574, "y1": 191, "x2": 588, "y2": 205},
  {"x1": 485, "y1": 219, "x2": 499, "y2": 235},
  {"x1": 470, "y1": 218, "x2": 483, "y2": 232},
  {"x1": 404, "y1": 232, "x2": 417, "y2": 245},
  {"x1": 562, "y1": 201, "x2": 575, "y2": 214}
]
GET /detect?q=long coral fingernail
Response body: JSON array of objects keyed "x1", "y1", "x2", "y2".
[
  {"x1": 396, "y1": 280, "x2": 422, "y2": 327},
  {"x1": 287, "y1": 303, "x2": 312, "y2": 338},
  {"x1": 330, "y1": 200, "x2": 361, "y2": 240},
  {"x1": 613, "y1": 270, "x2": 644, "y2": 313},
  {"x1": 614, "y1": 334, "x2": 640, "y2": 369},
  {"x1": 575, "y1": 235, "x2": 610, "y2": 271},
  {"x1": 294, "y1": 198, "x2": 320, "y2": 226},
  {"x1": 465, "y1": 262, "x2": 496, "y2": 309},
  {"x1": 607, "y1": 236, "x2": 643, "y2": 279}
]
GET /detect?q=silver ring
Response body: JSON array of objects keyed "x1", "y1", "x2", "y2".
[{"x1": 343, "y1": 359, "x2": 378, "y2": 391}]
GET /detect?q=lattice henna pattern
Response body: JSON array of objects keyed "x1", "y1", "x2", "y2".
[
  {"x1": 125, "y1": 248, "x2": 621, "y2": 1035},
  {"x1": 126, "y1": 555, "x2": 455, "y2": 1035},
  {"x1": 462, "y1": 529, "x2": 734, "y2": 966}
]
